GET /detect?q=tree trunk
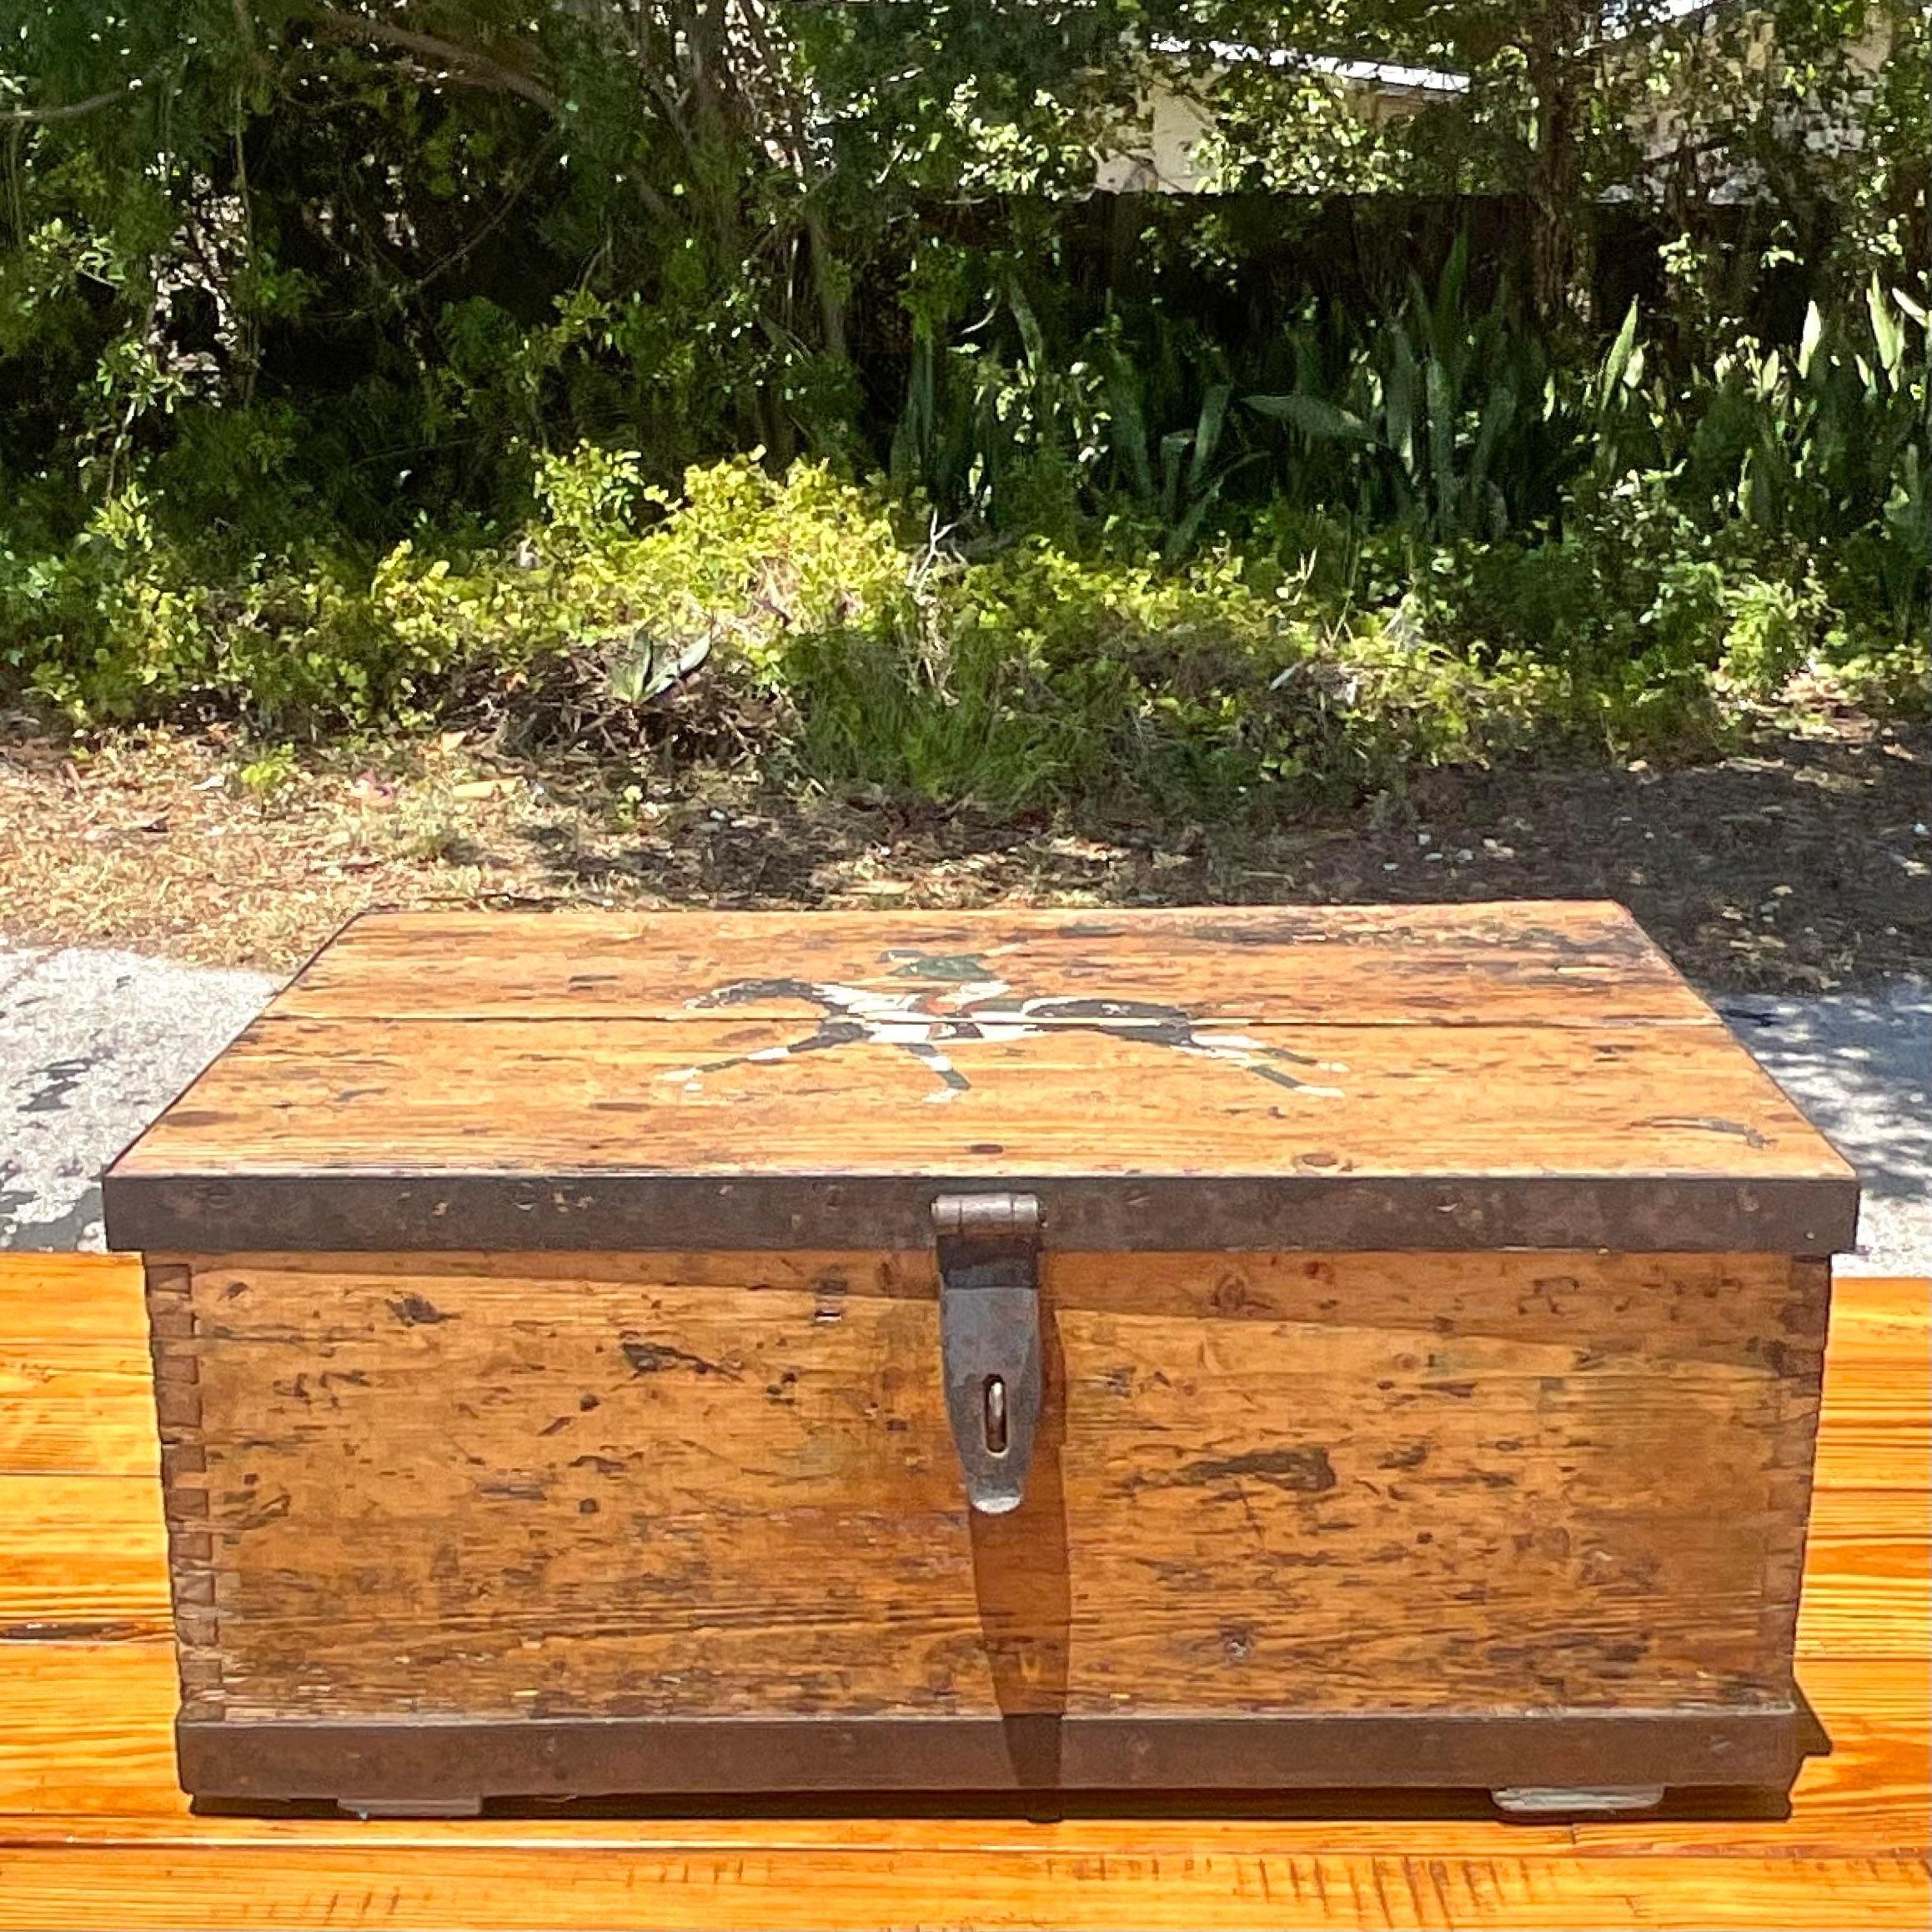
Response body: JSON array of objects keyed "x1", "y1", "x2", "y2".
[{"x1": 1525, "y1": 0, "x2": 1593, "y2": 325}]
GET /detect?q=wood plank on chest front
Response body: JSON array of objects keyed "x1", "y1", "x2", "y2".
[{"x1": 164, "y1": 1248, "x2": 1823, "y2": 1724}]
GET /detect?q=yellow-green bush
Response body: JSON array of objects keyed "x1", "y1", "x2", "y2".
[
  {"x1": 3, "y1": 444, "x2": 1916, "y2": 825},
  {"x1": 787, "y1": 534, "x2": 1559, "y2": 816},
  {"x1": 4, "y1": 451, "x2": 914, "y2": 730}
]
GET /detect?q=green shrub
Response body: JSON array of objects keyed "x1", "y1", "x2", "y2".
[
  {"x1": 3, "y1": 427, "x2": 1922, "y2": 823},
  {"x1": 785, "y1": 535, "x2": 1557, "y2": 817},
  {"x1": 2, "y1": 451, "x2": 914, "y2": 730},
  {"x1": 1719, "y1": 577, "x2": 1814, "y2": 700}
]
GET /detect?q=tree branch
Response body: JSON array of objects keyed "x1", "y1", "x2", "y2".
[
  {"x1": 0, "y1": 73, "x2": 159, "y2": 125},
  {"x1": 309, "y1": 8, "x2": 560, "y2": 114}
]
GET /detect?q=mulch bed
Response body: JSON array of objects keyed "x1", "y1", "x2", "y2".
[{"x1": 2, "y1": 715, "x2": 1924, "y2": 992}]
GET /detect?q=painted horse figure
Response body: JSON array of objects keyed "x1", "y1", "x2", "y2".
[{"x1": 665, "y1": 951, "x2": 1343, "y2": 1100}]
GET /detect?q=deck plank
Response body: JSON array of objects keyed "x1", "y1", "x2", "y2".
[{"x1": 0, "y1": 1844, "x2": 1924, "y2": 1930}]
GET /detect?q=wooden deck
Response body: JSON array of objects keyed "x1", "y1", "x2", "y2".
[{"x1": 0, "y1": 1251, "x2": 1924, "y2": 1930}]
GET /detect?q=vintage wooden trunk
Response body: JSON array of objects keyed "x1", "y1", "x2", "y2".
[{"x1": 103, "y1": 901, "x2": 1857, "y2": 1817}]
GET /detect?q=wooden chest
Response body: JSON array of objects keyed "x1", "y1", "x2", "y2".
[{"x1": 103, "y1": 902, "x2": 1857, "y2": 1817}]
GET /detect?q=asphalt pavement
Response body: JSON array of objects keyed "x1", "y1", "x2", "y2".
[
  {"x1": 1, "y1": 945, "x2": 276, "y2": 1252},
  {"x1": 2, "y1": 941, "x2": 1924, "y2": 1272}
]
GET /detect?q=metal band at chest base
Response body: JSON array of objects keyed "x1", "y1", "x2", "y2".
[{"x1": 178, "y1": 1700, "x2": 1824, "y2": 1807}]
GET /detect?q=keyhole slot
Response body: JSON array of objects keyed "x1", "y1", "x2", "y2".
[{"x1": 983, "y1": 1376, "x2": 1009, "y2": 1455}]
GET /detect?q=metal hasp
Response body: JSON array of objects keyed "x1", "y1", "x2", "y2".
[{"x1": 932, "y1": 1191, "x2": 1044, "y2": 1515}]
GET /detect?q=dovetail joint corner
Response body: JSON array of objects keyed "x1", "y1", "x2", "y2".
[{"x1": 143, "y1": 1260, "x2": 224, "y2": 1720}]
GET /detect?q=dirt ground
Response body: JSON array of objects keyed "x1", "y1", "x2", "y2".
[{"x1": 1, "y1": 713, "x2": 1925, "y2": 992}]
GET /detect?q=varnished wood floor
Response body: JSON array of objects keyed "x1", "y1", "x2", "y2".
[{"x1": 0, "y1": 1252, "x2": 1924, "y2": 1930}]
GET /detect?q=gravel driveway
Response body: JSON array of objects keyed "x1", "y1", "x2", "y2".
[{"x1": 3, "y1": 941, "x2": 1925, "y2": 1273}]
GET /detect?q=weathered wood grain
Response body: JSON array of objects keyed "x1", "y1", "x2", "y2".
[
  {"x1": 160, "y1": 1248, "x2": 1826, "y2": 1722},
  {"x1": 110, "y1": 1018, "x2": 1847, "y2": 1183},
  {"x1": 273, "y1": 903, "x2": 1721, "y2": 1026},
  {"x1": 102, "y1": 903, "x2": 1858, "y2": 1257}
]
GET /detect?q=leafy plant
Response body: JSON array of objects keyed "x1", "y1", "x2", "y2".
[
  {"x1": 238, "y1": 742, "x2": 299, "y2": 801},
  {"x1": 1096, "y1": 324, "x2": 1259, "y2": 560},
  {"x1": 1246, "y1": 242, "x2": 1588, "y2": 549}
]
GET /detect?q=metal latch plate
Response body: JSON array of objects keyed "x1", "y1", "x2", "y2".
[{"x1": 932, "y1": 1192, "x2": 1042, "y2": 1515}]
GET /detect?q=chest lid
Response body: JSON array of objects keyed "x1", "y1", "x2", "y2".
[{"x1": 103, "y1": 901, "x2": 1855, "y2": 1255}]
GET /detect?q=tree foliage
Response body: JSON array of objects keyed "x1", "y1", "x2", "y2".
[{"x1": 0, "y1": 3, "x2": 1924, "y2": 778}]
